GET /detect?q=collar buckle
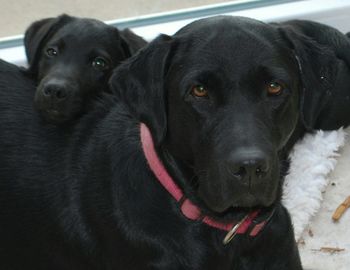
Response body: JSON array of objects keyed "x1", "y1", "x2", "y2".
[{"x1": 222, "y1": 214, "x2": 249, "y2": 245}]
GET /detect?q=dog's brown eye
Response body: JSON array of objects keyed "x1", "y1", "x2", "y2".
[
  {"x1": 191, "y1": 85, "x2": 208, "y2": 98},
  {"x1": 46, "y1": 48, "x2": 58, "y2": 57},
  {"x1": 266, "y1": 82, "x2": 283, "y2": 96},
  {"x1": 92, "y1": 57, "x2": 109, "y2": 70}
]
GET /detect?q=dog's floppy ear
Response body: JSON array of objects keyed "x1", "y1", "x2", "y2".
[
  {"x1": 24, "y1": 14, "x2": 73, "y2": 74},
  {"x1": 277, "y1": 21, "x2": 341, "y2": 130},
  {"x1": 119, "y1": 28, "x2": 148, "y2": 57},
  {"x1": 110, "y1": 34, "x2": 174, "y2": 145}
]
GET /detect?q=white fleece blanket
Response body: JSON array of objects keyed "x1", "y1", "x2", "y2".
[{"x1": 283, "y1": 127, "x2": 350, "y2": 270}]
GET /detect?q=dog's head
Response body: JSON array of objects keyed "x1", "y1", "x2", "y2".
[
  {"x1": 111, "y1": 16, "x2": 339, "y2": 215},
  {"x1": 24, "y1": 14, "x2": 147, "y2": 123}
]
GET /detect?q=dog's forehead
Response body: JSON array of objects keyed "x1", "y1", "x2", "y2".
[
  {"x1": 176, "y1": 16, "x2": 278, "y2": 42},
  {"x1": 174, "y1": 16, "x2": 285, "y2": 67},
  {"x1": 49, "y1": 19, "x2": 118, "y2": 47},
  {"x1": 176, "y1": 16, "x2": 269, "y2": 33}
]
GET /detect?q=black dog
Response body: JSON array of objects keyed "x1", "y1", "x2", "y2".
[
  {"x1": 1, "y1": 16, "x2": 350, "y2": 269},
  {"x1": 24, "y1": 14, "x2": 147, "y2": 123}
]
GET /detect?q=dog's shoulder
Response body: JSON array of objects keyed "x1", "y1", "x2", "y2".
[{"x1": 0, "y1": 60, "x2": 36, "y2": 106}]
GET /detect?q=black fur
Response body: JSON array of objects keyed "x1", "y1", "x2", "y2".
[
  {"x1": 277, "y1": 20, "x2": 350, "y2": 131},
  {"x1": 24, "y1": 14, "x2": 147, "y2": 123},
  {"x1": 1, "y1": 15, "x2": 350, "y2": 269}
]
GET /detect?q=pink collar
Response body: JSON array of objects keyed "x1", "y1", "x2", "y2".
[{"x1": 140, "y1": 123, "x2": 272, "y2": 244}]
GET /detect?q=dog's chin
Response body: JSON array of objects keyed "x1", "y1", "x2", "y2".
[
  {"x1": 231, "y1": 193, "x2": 276, "y2": 209},
  {"x1": 34, "y1": 93, "x2": 83, "y2": 124},
  {"x1": 35, "y1": 101, "x2": 80, "y2": 124},
  {"x1": 199, "y1": 192, "x2": 276, "y2": 220},
  {"x1": 43, "y1": 109, "x2": 69, "y2": 123},
  {"x1": 205, "y1": 202, "x2": 276, "y2": 223},
  {"x1": 36, "y1": 106, "x2": 70, "y2": 124}
]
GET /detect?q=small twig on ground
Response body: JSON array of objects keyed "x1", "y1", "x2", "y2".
[
  {"x1": 311, "y1": 247, "x2": 345, "y2": 254},
  {"x1": 297, "y1": 238, "x2": 305, "y2": 246},
  {"x1": 308, "y1": 229, "x2": 314, "y2": 237},
  {"x1": 332, "y1": 196, "x2": 350, "y2": 221}
]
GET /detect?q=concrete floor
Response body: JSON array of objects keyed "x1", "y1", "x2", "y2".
[
  {"x1": 297, "y1": 128, "x2": 350, "y2": 270},
  {"x1": 0, "y1": 0, "x2": 233, "y2": 38}
]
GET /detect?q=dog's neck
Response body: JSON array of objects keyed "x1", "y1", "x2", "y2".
[{"x1": 140, "y1": 123, "x2": 274, "y2": 244}]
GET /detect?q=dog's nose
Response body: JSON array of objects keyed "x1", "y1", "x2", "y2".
[
  {"x1": 229, "y1": 148, "x2": 270, "y2": 183},
  {"x1": 43, "y1": 84, "x2": 67, "y2": 100}
]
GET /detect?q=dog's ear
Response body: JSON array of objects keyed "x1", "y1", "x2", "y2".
[
  {"x1": 110, "y1": 34, "x2": 174, "y2": 145},
  {"x1": 277, "y1": 21, "x2": 342, "y2": 130},
  {"x1": 24, "y1": 14, "x2": 73, "y2": 74},
  {"x1": 119, "y1": 28, "x2": 148, "y2": 57}
]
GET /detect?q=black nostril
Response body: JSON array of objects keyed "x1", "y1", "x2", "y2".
[
  {"x1": 255, "y1": 166, "x2": 267, "y2": 178},
  {"x1": 242, "y1": 160, "x2": 268, "y2": 179},
  {"x1": 55, "y1": 89, "x2": 67, "y2": 99},
  {"x1": 43, "y1": 87, "x2": 52, "y2": 96},
  {"x1": 232, "y1": 166, "x2": 247, "y2": 179},
  {"x1": 228, "y1": 148, "x2": 270, "y2": 182},
  {"x1": 42, "y1": 84, "x2": 67, "y2": 100}
]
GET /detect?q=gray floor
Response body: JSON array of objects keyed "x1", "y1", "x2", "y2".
[{"x1": 0, "y1": 0, "x2": 233, "y2": 38}]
